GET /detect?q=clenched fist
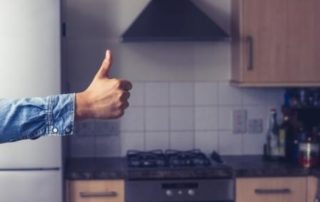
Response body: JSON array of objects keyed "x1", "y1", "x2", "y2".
[{"x1": 75, "y1": 50, "x2": 132, "y2": 120}]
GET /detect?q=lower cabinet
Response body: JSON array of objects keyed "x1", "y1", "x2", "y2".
[
  {"x1": 66, "y1": 180, "x2": 124, "y2": 202},
  {"x1": 307, "y1": 176, "x2": 318, "y2": 202},
  {"x1": 236, "y1": 177, "x2": 308, "y2": 202}
]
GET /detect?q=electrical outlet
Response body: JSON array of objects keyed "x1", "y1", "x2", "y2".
[
  {"x1": 233, "y1": 109, "x2": 247, "y2": 134},
  {"x1": 247, "y1": 119, "x2": 263, "y2": 134}
]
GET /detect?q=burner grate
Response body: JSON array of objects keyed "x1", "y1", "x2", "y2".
[{"x1": 126, "y1": 149, "x2": 216, "y2": 168}]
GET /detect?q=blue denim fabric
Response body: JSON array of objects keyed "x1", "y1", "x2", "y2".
[{"x1": 0, "y1": 93, "x2": 75, "y2": 143}]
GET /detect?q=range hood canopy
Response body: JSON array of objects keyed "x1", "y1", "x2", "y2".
[{"x1": 122, "y1": 0, "x2": 229, "y2": 42}]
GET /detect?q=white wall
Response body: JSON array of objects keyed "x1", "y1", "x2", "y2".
[{"x1": 64, "y1": 0, "x2": 284, "y2": 157}]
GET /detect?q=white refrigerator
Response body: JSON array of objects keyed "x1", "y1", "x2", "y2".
[{"x1": 0, "y1": 0, "x2": 62, "y2": 202}]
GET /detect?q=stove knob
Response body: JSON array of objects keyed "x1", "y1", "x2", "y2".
[
  {"x1": 188, "y1": 189, "x2": 195, "y2": 196},
  {"x1": 165, "y1": 190, "x2": 173, "y2": 197},
  {"x1": 177, "y1": 190, "x2": 183, "y2": 195}
]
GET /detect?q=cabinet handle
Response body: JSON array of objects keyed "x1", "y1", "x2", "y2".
[
  {"x1": 254, "y1": 188, "x2": 292, "y2": 195},
  {"x1": 246, "y1": 36, "x2": 254, "y2": 71},
  {"x1": 80, "y1": 191, "x2": 118, "y2": 198}
]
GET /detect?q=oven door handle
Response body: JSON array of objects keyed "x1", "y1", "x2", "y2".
[{"x1": 80, "y1": 191, "x2": 118, "y2": 198}]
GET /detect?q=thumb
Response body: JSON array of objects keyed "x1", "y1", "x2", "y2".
[{"x1": 96, "y1": 50, "x2": 112, "y2": 79}]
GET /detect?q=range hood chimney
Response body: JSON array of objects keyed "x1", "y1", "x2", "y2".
[{"x1": 122, "y1": 0, "x2": 229, "y2": 42}]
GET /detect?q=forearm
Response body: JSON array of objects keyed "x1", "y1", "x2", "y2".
[{"x1": 0, "y1": 94, "x2": 75, "y2": 143}]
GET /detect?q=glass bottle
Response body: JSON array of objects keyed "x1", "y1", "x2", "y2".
[
  {"x1": 279, "y1": 115, "x2": 289, "y2": 159},
  {"x1": 264, "y1": 108, "x2": 280, "y2": 160}
]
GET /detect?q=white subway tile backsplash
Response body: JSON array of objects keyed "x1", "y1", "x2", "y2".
[
  {"x1": 242, "y1": 88, "x2": 269, "y2": 105},
  {"x1": 145, "y1": 82, "x2": 169, "y2": 106},
  {"x1": 145, "y1": 132, "x2": 170, "y2": 150},
  {"x1": 94, "y1": 120, "x2": 120, "y2": 136},
  {"x1": 218, "y1": 106, "x2": 239, "y2": 131},
  {"x1": 218, "y1": 82, "x2": 243, "y2": 106},
  {"x1": 170, "y1": 132, "x2": 194, "y2": 150},
  {"x1": 120, "y1": 107, "x2": 144, "y2": 131},
  {"x1": 242, "y1": 134, "x2": 265, "y2": 155},
  {"x1": 195, "y1": 107, "x2": 218, "y2": 130},
  {"x1": 265, "y1": 89, "x2": 285, "y2": 107},
  {"x1": 195, "y1": 131, "x2": 219, "y2": 154},
  {"x1": 129, "y1": 82, "x2": 145, "y2": 106},
  {"x1": 95, "y1": 136, "x2": 121, "y2": 157},
  {"x1": 121, "y1": 132, "x2": 145, "y2": 155},
  {"x1": 195, "y1": 82, "x2": 219, "y2": 105},
  {"x1": 145, "y1": 107, "x2": 169, "y2": 131},
  {"x1": 69, "y1": 136, "x2": 95, "y2": 157},
  {"x1": 246, "y1": 106, "x2": 267, "y2": 121},
  {"x1": 74, "y1": 120, "x2": 95, "y2": 136},
  {"x1": 170, "y1": 107, "x2": 194, "y2": 131},
  {"x1": 219, "y1": 131, "x2": 243, "y2": 155},
  {"x1": 169, "y1": 82, "x2": 194, "y2": 106}
]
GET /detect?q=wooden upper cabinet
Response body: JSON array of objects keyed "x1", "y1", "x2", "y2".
[
  {"x1": 231, "y1": 0, "x2": 320, "y2": 86},
  {"x1": 287, "y1": 0, "x2": 320, "y2": 83}
]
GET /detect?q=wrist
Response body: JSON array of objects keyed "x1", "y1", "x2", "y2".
[{"x1": 75, "y1": 91, "x2": 92, "y2": 120}]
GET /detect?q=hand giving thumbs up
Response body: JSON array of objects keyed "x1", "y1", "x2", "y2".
[{"x1": 75, "y1": 50, "x2": 132, "y2": 120}]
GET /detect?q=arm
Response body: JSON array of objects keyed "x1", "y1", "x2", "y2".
[
  {"x1": 0, "y1": 94, "x2": 75, "y2": 143},
  {"x1": 0, "y1": 50, "x2": 131, "y2": 143}
]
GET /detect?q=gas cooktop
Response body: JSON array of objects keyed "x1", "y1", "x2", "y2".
[{"x1": 126, "y1": 149, "x2": 233, "y2": 180}]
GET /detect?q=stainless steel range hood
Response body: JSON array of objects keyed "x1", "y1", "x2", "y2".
[{"x1": 122, "y1": 0, "x2": 229, "y2": 42}]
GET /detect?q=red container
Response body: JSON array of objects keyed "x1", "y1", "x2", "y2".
[{"x1": 298, "y1": 142, "x2": 319, "y2": 168}]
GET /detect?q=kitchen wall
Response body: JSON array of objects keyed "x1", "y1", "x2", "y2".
[{"x1": 64, "y1": 0, "x2": 284, "y2": 157}]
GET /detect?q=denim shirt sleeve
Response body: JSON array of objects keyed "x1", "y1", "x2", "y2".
[{"x1": 0, "y1": 93, "x2": 75, "y2": 143}]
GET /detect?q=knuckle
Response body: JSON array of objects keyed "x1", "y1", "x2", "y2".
[
  {"x1": 114, "y1": 110, "x2": 124, "y2": 118},
  {"x1": 111, "y1": 79, "x2": 121, "y2": 87},
  {"x1": 117, "y1": 90, "x2": 124, "y2": 99},
  {"x1": 117, "y1": 101, "x2": 123, "y2": 108}
]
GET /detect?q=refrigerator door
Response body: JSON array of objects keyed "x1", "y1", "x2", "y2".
[
  {"x1": 0, "y1": 1, "x2": 62, "y2": 201},
  {"x1": 0, "y1": 170, "x2": 62, "y2": 202},
  {"x1": 0, "y1": 0, "x2": 61, "y2": 98},
  {"x1": 0, "y1": 0, "x2": 62, "y2": 168},
  {"x1": 0, "y1": 136, "x2": 62, "y2": 168}
]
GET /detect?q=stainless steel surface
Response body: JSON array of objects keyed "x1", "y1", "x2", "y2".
[
  {"x1": 126, "y1": 179, "x2": 234, "y2": 202},
  {"x1": 122, "y1": 0, "x2": 229, "y2": 41},
  {"x1": 126, "y1": 150, "x2": 234, "y2": 202},
  {"x1": 0, "y1": 0, "x2": 62, "y2": 201},
  {"x1": 0, "y1": 170, "x2": 61, "y2": 202}
]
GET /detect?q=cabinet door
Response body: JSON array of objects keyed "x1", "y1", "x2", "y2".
[
  {"x1": 67, "y1": 180, "x2": 124, "y2": 202},
  {"x1": 236, "y1": 177, "x2": 307, "y2": 202},
  {"x1": 241, "y1": 0, "x2": 288, "y2": 83},
  {"x1": 287, "y1": 0, "x2": 320, "y2": 83},
  {"x1": 307, "y1": 176, "x2": 318, "y2": 202}
]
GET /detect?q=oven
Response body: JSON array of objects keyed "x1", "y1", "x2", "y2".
[
  {"x1": 125, "y1": 150, "x2": 235, "y2": 202},
  {"x1": 126, "y1": 179, "x2": 234, "y2": 202}
]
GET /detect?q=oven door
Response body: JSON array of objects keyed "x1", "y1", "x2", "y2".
[{"x1": 125, "y1": 179, "x2": 234, "y2": 202}]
